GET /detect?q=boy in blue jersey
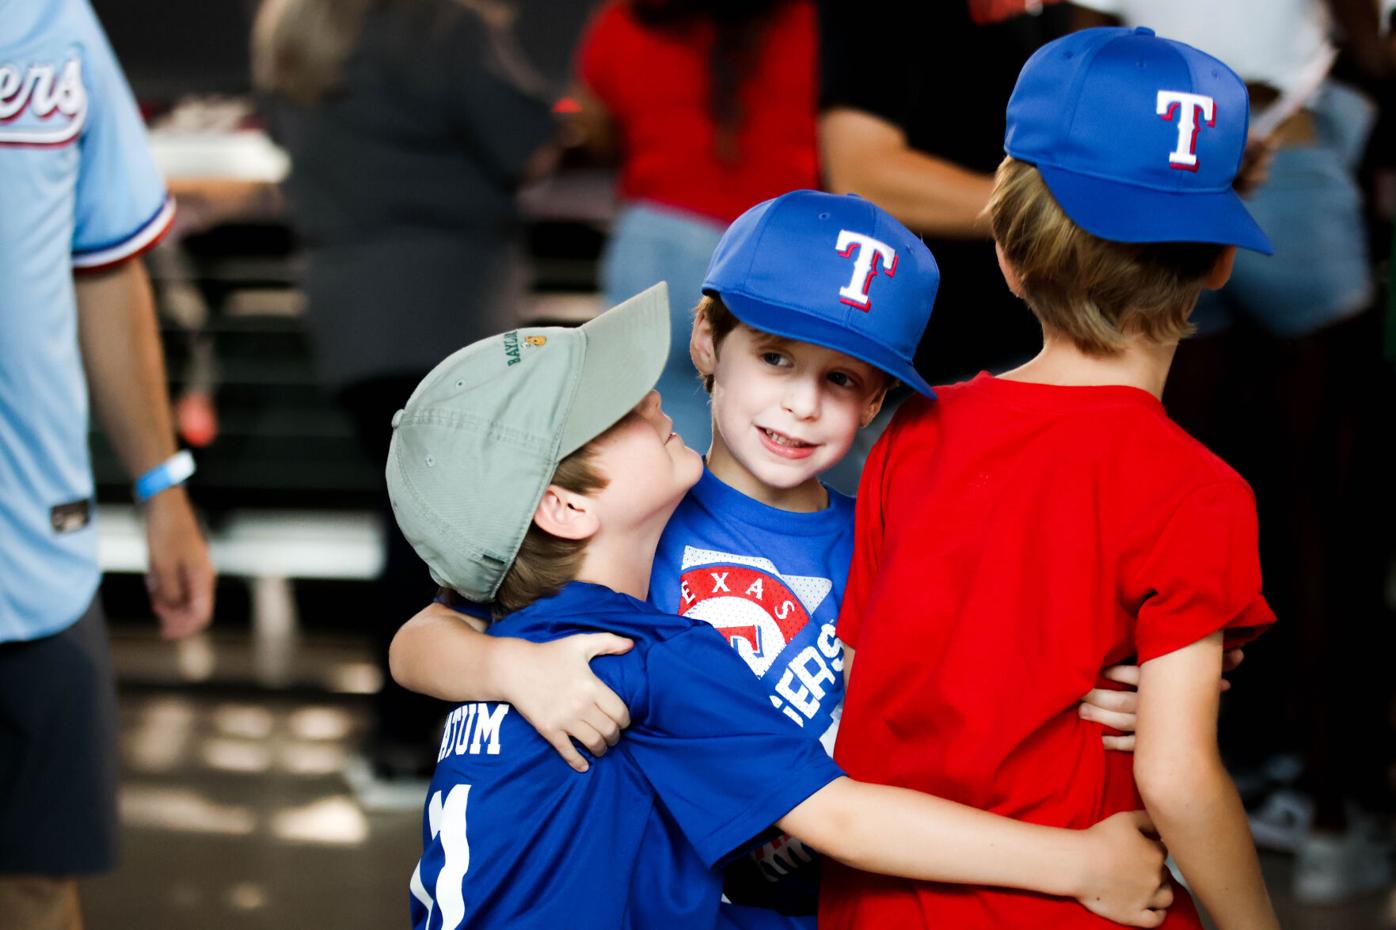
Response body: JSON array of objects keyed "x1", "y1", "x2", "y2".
[
  {"x1": 388, "y1": 284, "x2": 1174, "y2": 930},
  {"x1": 391, "y1": 191, "x2": 1148, "y2": 918}
]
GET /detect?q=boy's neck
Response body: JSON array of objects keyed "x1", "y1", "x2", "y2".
[
  {"x1": 706, "y1": 435, "x2": 829, "y2": 513},
  {"x1": 572, "y1": 516, "x2": 669, "y2": 601},
  {"x1": 999, "y1": 328, "x2": 1178, "y2": 399}
]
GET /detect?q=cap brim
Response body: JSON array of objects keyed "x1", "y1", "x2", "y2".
[
  {"x1": 559, "y1": 283, "x2": 672, "y2": 456},
  {"x1": 1036, "y1": 164, "x2": 1274, "y2": 255},
  {"x1": 719, "y1": 291, "x2": 937, "y2": 399}
]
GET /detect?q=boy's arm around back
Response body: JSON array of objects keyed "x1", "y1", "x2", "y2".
[
  {"x1": 634, "y1": 625, "x2": 1170, "y2": 926},
  {"x1": 1135, "y1": 632, "x2": 1278, "y2": 930},
  {"x1": 776, "y1": 779, "x2": 1171, "y2": 927},
  {"x1": 390, "y1": 601, "x2": 633, "y2": 772}
]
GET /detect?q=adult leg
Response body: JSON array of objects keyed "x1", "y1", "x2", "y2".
[
  {"x1": 600, "y1": 202, "x2": 724, "y2": 452},
  {"x1": 0, "y1": 598, "x2": 118, "y2": 929},
  {"x1": 338, "y1": 376, "x2": 447, "y2": 780}
]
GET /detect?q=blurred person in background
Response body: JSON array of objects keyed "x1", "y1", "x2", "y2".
[
  {"x1": 814, "y1": 1, "x2": 1076, "y2": 489},
  {"x1": 572, "y1": 0, "x2": 819, "y2": 451},
  {"x1": 1073, "y1": 0, "x2": 1396, "y2": 906},
  {"x1": 0, "y1": 1, "x2": 215, "y2": 927},
  {"x1": 818, "y1": 0, "x2": 1075, "y2": 386},
  {"x1": 252, "y1": 0, "x2": 557, "y2": 800}
]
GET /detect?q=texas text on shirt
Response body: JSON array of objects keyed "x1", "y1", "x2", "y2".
[{"x1": 649, "y1": 467, "x2": 854, "y2": 914}]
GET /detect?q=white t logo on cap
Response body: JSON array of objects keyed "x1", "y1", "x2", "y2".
[
  {"x1": 835, "y1": 230, "x2": 897, "y2": 311},
  {"x1": 1157, "y1": 90, "x2": 1216, "y2": 171}
]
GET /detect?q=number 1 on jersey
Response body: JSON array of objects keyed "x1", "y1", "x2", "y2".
[{"x1": 410, "y1": 784, "x2": 472, "y2": 930}]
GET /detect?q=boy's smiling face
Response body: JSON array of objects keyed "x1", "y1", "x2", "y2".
[
  {"x1": 588, "y1": 389, "x2": 704, "y2": 530},
  {"x1": 692, "y1": 318, "x2": 888, "y2": 507}
]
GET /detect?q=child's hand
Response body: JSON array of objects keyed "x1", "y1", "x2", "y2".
[
  {"x1": 1083, "y1": 650, "x2": 1243, "y2": 751},
  {"x1": 1073, "y1": 811, "x2": 1172, "y2": 928},
  {"x1": 502, "y1": 634, "x2": 635, "y2": 773},
  {"x1": 1081, "y1": 667, "x2": 1141, "y2": 751}
]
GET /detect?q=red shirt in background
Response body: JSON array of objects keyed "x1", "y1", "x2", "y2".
[
  {"x1": 820, "y1": 373, "x2": 1275, "y2": 930},
  {"x1": 576, "y1": 0, "x2": 818, "y2": 225}
]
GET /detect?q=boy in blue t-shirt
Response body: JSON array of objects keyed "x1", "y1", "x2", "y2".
[
  {"x1": 387, "y1": 284, "x2": 1172, "y2": 930},
  {"x1": 391, "y1": 191, "x2": 1147, "y2": 918}
]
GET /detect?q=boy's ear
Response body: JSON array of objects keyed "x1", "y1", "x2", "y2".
[
  {"x1": 860, "y1": 380, "x2": 891, "y2": 429},
  {"x1": 994, "y1": 241, "x2": 1025, "y2": 298},
  {"x1": 690, "y1": 308, "x2": 718, "y2": 377},
  {"x1": 1203, "y1": 246, "x2": 1237, "y2": 291},
  {"x1": 532, "y1": 485, "x2": 600, "y2": 541}
]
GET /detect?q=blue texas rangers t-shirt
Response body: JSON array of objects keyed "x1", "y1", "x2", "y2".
[
  {"x1": 410, "y1": 581, "x2": 842, "y2": 930},
  {"x1": 650, "y1": 467, "x2": 854, "y2": 914}
]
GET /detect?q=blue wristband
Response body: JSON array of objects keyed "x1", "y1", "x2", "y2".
[{"x1": 134, "y1": 450, "x2": 196, "y2": 503}]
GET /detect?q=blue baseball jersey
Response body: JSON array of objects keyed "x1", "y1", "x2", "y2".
[
  {"x1": 0, "y1": 0, "x2": 173, "y2": 641},
  {"x1": 410, "y1": 582, "x2": 842, "y2": 930},
  {"x1": 650, "y1": 468, "x2": 854, "y2": 913}
]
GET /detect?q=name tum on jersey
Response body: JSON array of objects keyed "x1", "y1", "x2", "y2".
[{"x1": 437, "y1": 702, "x2": 510, "y2": 761}]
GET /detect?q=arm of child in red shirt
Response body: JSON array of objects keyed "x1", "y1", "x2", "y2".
[
  {"x1": 1135, "y1": 632, "x2": 1280, "y2": 930},
  {"x1": 1082, "y1": 648, "x2": 1246, "y2": 750},
  {"x1": 389, "y1": 601, "x2": 632, "y2": 773},
  {"x1": 779, "y1": 778, "x2": 1172, "y2": 927}
]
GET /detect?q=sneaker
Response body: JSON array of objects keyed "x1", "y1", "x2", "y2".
[
  {"x1": 343, "y1": 753, "x2": 431, "y2": 813},
  {"x1": 1293, "y1": 827, "x2": 1394, "y2": 905},
  {"x1": 1249, "y1": 788, "x2": 1315, "y2": 853}
]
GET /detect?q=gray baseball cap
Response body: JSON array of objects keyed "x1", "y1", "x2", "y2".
[{"x1": 386, "y1": 283, "x2": 671, "y2": 602}]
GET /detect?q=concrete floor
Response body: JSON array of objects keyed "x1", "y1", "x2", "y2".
[{"x1": 81, "y1": 631, "x2": 1394, "y2": 929}]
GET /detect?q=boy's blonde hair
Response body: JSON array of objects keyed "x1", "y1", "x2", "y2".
[{"x1": 988, "y1": 157, "x2": 1226, "y2": 355}]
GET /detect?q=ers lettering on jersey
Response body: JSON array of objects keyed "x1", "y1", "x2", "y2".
[
  {"x1": 0, "y1": 57, "x2": 87, "y2": 147},
  {"x1": 678, "y1": 546, "x2": 832, "y2": 678}
]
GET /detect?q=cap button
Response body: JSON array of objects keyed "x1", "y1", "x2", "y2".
[
  {"x1": 391, "y1": 409, "x2": 405, "y2": 428},
  {"x1": 1133, "y1": 26, "x2": 1155, "y2": 36}
]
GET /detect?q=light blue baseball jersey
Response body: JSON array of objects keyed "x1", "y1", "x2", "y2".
[
  {"x1": 411, "y1": 582, "x2": 840, "y2": 930},
  {"x1": 649, "y1": 467, "x2": 854, "y2": 914},
  {"x1": 0, "y1": 0, "x2": 173, "y2": 641}
]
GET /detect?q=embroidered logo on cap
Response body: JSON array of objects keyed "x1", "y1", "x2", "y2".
[
  {"x1": 834, "y1": 230, "x2": 897, "y2": 311},
  {"x1": 1157, "y1": 90, "x2": 1216, "y2": 172}
]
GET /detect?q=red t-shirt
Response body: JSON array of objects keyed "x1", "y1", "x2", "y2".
[
  {"x1": 820, "y1": 373, "x2": 1275, "y2": 930},
  {"x1": 576, "y1": 0, "x2": 818, "y2": 224}
]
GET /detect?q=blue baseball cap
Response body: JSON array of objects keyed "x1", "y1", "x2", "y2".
[
  {"x1": 701, "y1": 190, "x2": 939, "y2": 398},
  {"x1": 1005, "y1": 27, "x2": 1273, "y2": 255}
]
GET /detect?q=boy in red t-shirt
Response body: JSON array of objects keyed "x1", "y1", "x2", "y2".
[{"x1": 821, "y1": 28, "x2": 1281, "y2": 930}]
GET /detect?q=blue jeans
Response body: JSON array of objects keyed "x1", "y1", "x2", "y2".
[
  {"x1": 1193, "y1": 81, "x2": 1374, "y2": 338},
  {"x1": 601, "y1": 202, "x2": 725, "y2": 452}
]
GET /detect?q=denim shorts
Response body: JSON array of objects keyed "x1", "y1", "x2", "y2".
[
  {"x1": 600, "y1": 201, "x2": 726, "y2": 451},
  {"x1": 1192, "y1": 82, "x2": 1375, "y2": 338}
]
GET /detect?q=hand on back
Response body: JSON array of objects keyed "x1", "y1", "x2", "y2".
[
  {"x1": 1082, "y1": 650, "x2": 1244, "y2": 751},
  {"x1": 506, "y1": 633, "x2": 635, "y2": 773}
]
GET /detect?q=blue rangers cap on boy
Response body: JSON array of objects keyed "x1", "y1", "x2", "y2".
[
  {"x1": 1005, "y1": 26, "x2": 1273, "y2": 255},
  {"x1": 701, "y1": 190, "x2": 939, "y2": 398}
]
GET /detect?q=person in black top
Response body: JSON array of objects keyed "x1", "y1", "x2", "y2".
[{"x1": 818, "y1": 0, "x2": 1074, "y2": 383}]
